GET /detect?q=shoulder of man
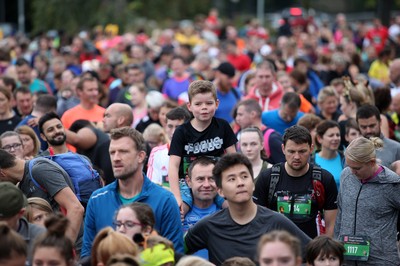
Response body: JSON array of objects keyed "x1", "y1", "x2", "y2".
[{"x1": 89, "y1": 181, "x2": 117, "y2": 200}]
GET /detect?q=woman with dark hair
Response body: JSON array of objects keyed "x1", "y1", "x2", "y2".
[
  {"x1": 32, "y1": 214, "x2": 76, "y2": 266},
  {"x1": 313, "y1": 120, "x2": 344, "y2": 190},
  {"x1": 114, "y1": 202, "x2": 156, "y2": 242}
]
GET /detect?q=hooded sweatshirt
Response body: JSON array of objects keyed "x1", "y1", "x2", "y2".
[
  {"x1": 245, "y1": 82, "x2": 283, "y2": 111},
  {"x1": 334, "y1": 166, "x2": 400, "y2": 266}
]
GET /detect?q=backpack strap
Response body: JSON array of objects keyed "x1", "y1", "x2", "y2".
[
  {"x1": 263, "y1": 128, "x2": 275, "y2": 158},
  {"x1": 231, "y1": 88, "x2": 241, "y2": 100},
  {"x1": 268, "y1": 163, "x2": 283, "y2": 206},
  {"x1": 311, "y1": 165, "x2": 325, "y2": 210},
  {"x1": 28, "y1": 159, "x2": 48, "y2": 193}
]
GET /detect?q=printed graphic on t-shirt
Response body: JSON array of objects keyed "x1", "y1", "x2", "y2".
[{"x1": 184, "y1": 137, "x2": 223, "y2": 155}]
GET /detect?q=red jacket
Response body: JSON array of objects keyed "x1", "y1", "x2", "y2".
[{"x1": 245, "y1": 82, "x2": 283, "y2": 111}]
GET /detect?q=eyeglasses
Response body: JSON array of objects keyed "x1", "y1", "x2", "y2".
[
  {"x1": 113, "y1": 220, "x2": 143, "y2": 229},
  {"x1": 2, "y1": 143, "x2": 22, "y2": 151}
]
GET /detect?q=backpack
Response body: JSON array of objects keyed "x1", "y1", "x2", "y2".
[
  {"x1": 28, "y1": 152, "x2": 102, "y2": 206},
  {"x1": 268, "y1": 162, "x2": 326, "y2": 234},
  {"x1": 268, "y1": 162, "x2": 325, "y2": 209},
  {"x1": 262, "y1": 128, "x2": 275, "y2": 159}
]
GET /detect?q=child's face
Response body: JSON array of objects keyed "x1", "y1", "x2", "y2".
[
  {"x1": 345, "y1": 128, "x2": 361, "y2": 144},
  {"x1": 187, "y1": 92, "x2": 219, "y2": 123},
  {"x1": 313, "y1": 254, "x2": 340, "y2": 266}
]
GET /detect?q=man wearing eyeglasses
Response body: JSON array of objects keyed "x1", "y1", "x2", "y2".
[{"x1": 0, "y1": 131, "x2": 25, "y2": 159}]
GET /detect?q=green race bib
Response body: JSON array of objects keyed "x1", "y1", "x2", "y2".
[
  {"x1": 341, "y1": 235, "x2": 370, "y2": 261},
  {"x1": 277, "y1": 193, "x2": 312, "y2": 218}
]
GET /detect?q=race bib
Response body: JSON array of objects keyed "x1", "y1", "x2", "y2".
[
  {"x1": 341, "y1": 235, "x2": 370, "y2": 261},
  {"x1": 276, "y1": 192, "x2": 312, "y2": 218}
]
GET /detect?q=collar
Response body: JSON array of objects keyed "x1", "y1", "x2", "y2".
[{"x1": 361, "y1": 165, "x2": 383, "y2": 184}]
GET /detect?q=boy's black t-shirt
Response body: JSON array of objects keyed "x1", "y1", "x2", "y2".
[{"x1": 169, "y1": 117, "x2": 237, "y2": 179}]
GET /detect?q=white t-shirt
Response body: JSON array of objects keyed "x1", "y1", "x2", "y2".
[{"x1": 146, "y1": 144, "x2": 170, "y2": 187}]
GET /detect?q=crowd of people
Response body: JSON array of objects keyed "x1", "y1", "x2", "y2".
[{"x1": 0, "y1": 7, "x2": 400, "y2": 266}]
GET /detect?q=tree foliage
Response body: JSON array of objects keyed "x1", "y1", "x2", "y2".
[{"x1": 31, "y1": 0, "x2": 212, "y2": 35}]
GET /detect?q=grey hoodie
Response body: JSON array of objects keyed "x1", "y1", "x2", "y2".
[{"x1": 334, "y1": 166, "x2": 400, "y2": 266}]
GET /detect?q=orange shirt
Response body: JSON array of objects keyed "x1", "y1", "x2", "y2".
[
  {"x1": 61, "y1": 104, "x2": 105, "y2": 129},
  {"x1": 61, "y1": 104, "x2": 105, "y2": 152},
  {"x1": 299, "y1": 94, "x2": 314, "y2": 113}
]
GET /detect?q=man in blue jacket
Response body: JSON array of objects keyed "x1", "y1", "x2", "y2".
[{"x1": 81, "y1": 127, "x2": 183, "y2": 257}]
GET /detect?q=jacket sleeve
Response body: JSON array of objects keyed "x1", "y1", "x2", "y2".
[
  {"x1": 81, "y1": 196, "x2": 96, "y2": 257},
  {"x1": 159, "y1": 195, "x2": 184, "y2": 253},
  {"x1": 333, "y1": 185, "x2": 343, "y2": 239}
]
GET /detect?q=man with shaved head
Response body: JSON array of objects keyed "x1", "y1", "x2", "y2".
[{"x1": 103, "y1": 103, "x2": 133, "y2": 133}]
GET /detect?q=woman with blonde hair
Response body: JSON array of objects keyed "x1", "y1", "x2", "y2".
[
  {"x1": 91, "y1": 227, "x2": 139, "y2": 266},
  {"x1": 175, "y1": 255, "x2": 214, "y2": 266},
  {"x1": 257, "y1": 230, "x2": 302, "y2": 266},
  {"x1": 335, "y1": 136, "x2": 400, "y2": 265},
  {"x1": 26, "y1": 197, "x2": 53, "y2": 227},
  {"x1": 143, "y1": 123, "x2": 169, "y2": 151},
  {"x1": 15, "y1": 125, "x2": 41, "y2": 159},
  {"x1": 317, "y1": 86, "x2": 340, "y2": 121},
  {"x1": 337, "y1": 78, "x2": 368, "y2": 148},
  {"x1": 338, "y1": 79, "x2": 367, "y2": 123}
]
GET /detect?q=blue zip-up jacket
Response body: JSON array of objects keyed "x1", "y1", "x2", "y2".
[{"x1": 81, "y1": 176, "x2": 184, "y2": 256}]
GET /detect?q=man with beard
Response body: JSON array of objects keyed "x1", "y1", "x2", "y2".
[
  {"x1": 81, "y1": 127, "x2": 183, "y2": 258},
  {"x1": 38, "y1": 112, "x2": 69, "y2": 155},
  {"x1": 356, "y1": 104, "x2": 400, "y2": 167},
  {"x1": 253, "y1": 125, "x2": 338, "y2": 238},
  {"x1": 214, "y1": 62, "x2": 241, "y2": 123}
]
